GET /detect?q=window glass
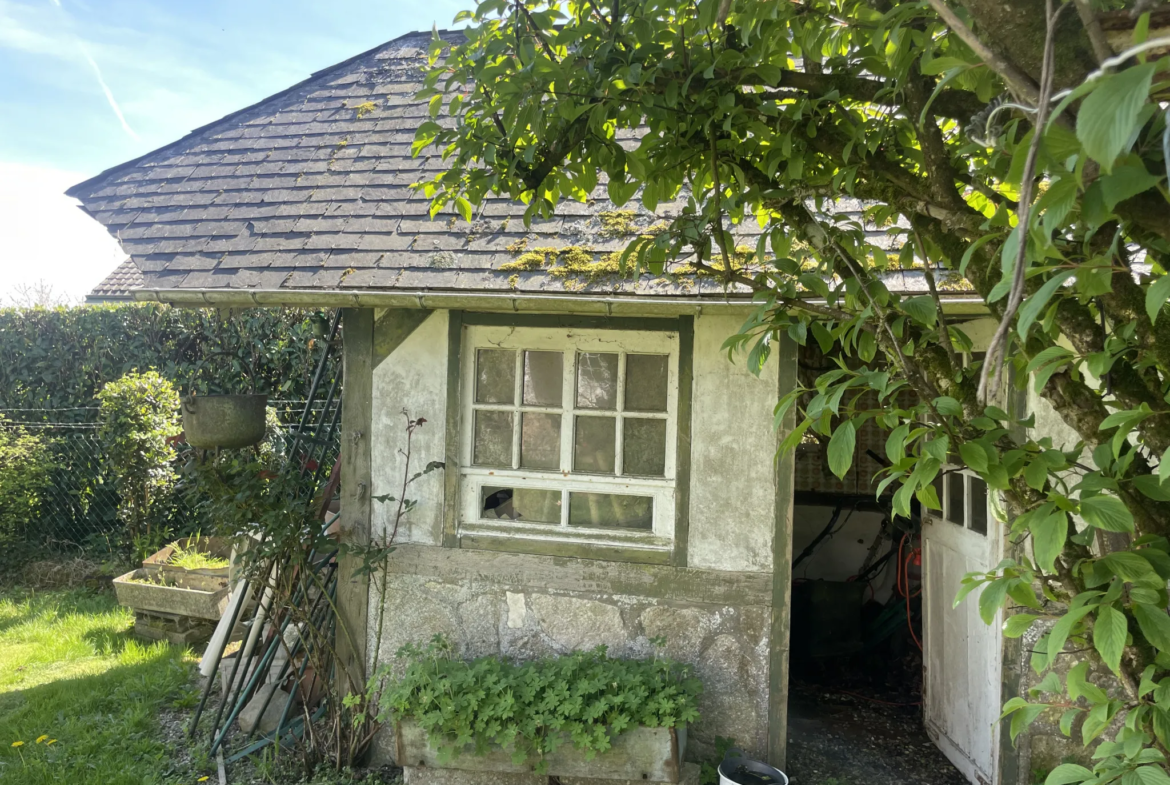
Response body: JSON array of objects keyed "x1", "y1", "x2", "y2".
[
  {"x1": 625, "y1": 354, "x2": 669, "y2": 412},
  {"x1": 473, "y1": 410, "x2": 513, "y2": 467},
  {"x1": 480, "y1": 486, "x2": 561, "y2": 524},
  {"x1": 623, "y1": 418, "x2": 666, "y2": 476},
  {"x1": 576, "y1": 352, "x2": 619, "y2": 410},
  {"x1": 969, "y1": 476, "x2": 989, "y2": 535},
  {"x1": 476, "y1": 349, "x2": 515, "y2": 404},
  {"x1": 946, "y1": 471, "x2": 965, "y2": 525},
  {"x1": 520, "y1": 412, "x2": 560, "y2": 470},
  {"x1": 568, "y1": 492, "x2": 653, "y2": 530},
  {"x1": 574, "y1": 415, "x2": 616, "y2": 473},
  {"x1": 523, "y1": 351, "x2": 563, "y2": 406}
]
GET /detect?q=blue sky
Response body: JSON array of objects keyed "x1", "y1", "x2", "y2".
[{"x1": 0, "y1": 0, "x2": 472, "y2": 302}]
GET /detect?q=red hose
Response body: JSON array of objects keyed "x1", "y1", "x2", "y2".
[{"x1": 898, "y1": 533, "x2": 923, "y2": 651}]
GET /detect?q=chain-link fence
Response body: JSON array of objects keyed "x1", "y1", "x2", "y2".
[{"x1": 0, "y1": 401, "x2": 338, "y2": 556}]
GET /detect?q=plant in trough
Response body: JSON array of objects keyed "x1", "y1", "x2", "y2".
[{"x1": 378, "y1": 635, "x2": 701, "y2": 773}]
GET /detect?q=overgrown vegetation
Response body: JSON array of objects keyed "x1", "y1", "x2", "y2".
[
  {"x1": 97, "y1": 371, "x2": 182, "y2": 553},
  {"x1": 379, "y1": 635, "x2": 701, "y2": 773},
  {"x1": 0, "y1": 304, "x2": 332, "y2": 416},
  {"x1": 418, "y1": 1, "x2": 1170, "y2": 781},
  {"x1": 0, "y1": 416, "x2": 52, "y2": 542}
]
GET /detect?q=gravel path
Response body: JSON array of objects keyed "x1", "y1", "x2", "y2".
[{"x1": 785, "y1": 682, "x2": 969, "y2": 785}]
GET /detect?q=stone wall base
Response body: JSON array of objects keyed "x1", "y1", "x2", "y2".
[{"x1": 401, "y1": 763, "x2": 701, "y2": 785}]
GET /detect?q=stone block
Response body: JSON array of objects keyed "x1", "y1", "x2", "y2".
[
  {"x1": 560, "y1": 762, "x2": 701, "y2": 785},
  {"x1": 693, "y1": 635, "x2": 768, "y2": 758},
  {"x1": 402, "y1": 766, "x2": 545, "y2": 785},
  {"x1": 238, "y1": 683, "x2": 295, "y2": 736},
  {"x1": 640, "y1": 606, "x2": 710, "y2": 662},
  {"x1": 530, "y1": 594, "x2": 626, "y2": 652}
]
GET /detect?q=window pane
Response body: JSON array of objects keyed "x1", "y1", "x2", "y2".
[
  {"x1": 521, "y1": 412, "x2": 560, "y2": 470},
  {"x1": 623, "y1": 418, "x2": 666, "y2": 476},
  {"x1": 625, "y1": 354, "x2": 669, "y2": 412},
  {"x1": 969, "y1": 477, "x2": 989, "y2": 535},
  {"x1": 473, "y1": 410, "x2": 513, "y2": 467},
  {"x1": 481, "y1": 486, "x2": 561, "y2": 524},
  {"x1": 946, "y1": 471, "x2": 965, "y2": 525},
  {"x1": 576, "y1": 352, "x2": 619, "y2": 410},
  {"x1": 568, "y1": 492, "x2": 653, "y2": 530},
  {"x1": 573, "y1": 415, "x2": 616, "y2": 473},
  {"x1": 523, "y1": 351, "x2": 563, "y2": 406},
  {"x1": 476, "y1": 349, "x2": 515, "y2": 404}
]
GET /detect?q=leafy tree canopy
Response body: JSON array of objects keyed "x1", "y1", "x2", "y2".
[{"x1": 416, "y1": 0, "x2": 1170, "y2": 780}]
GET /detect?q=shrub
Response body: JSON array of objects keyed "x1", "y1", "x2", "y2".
[
  {"x1": 0, "y1": 415, "x2": 53, "y2": 539},
  {"x1": 96, "y1": 370, "x2": 181, "y2": 550}
]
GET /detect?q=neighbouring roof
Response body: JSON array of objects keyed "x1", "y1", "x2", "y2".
[
  {"x1": 67, "y1": 30, "x2": 972, "y2": 309},
  {"x1": 85, "y1": 258, "x2": 144, "y2": 303}
]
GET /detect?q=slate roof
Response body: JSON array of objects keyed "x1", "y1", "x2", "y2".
[
  {"x1": 67, "y1": 30, "x2": 957, "y2": 305},
  {"x1": 86, "y1": 258, "x2": 143, "y2": 303}
]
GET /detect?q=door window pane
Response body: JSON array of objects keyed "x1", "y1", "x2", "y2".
[
  {"x1": 481, "y1": 486, "x2": 561, "y2": 524},
  {"x1": 520, "y1": 412, "x2": 560, "y2": 470},
  {"x1": 625, "y1": 354, "x2": 669, "y2": 412},
  {"x1": 574, "y1": 415, "x2": 616, "y2": 473},
  {"x1": 476, "y1": 349, "x2": 515, "y2": 404},
  {"x1": 523, "y1": 351, "x2": 563, "y2": 406},
  {"x1": 946, "y1": 471, "x2": 965, "y2": 525},
  {"x1": 623, "y1": 418, "x2": 666, "y2": 476},
  {"x1": 568, "y1": 492, "x2": 653, "y2": 530},
  {"x1": 473, "y1": 410, "x2": 513, "y2": 467},
  {"x1": 969, "y1": 477, "x2": 989, "y2": 535},
  {"x1": 576, "y1": 353, "x2": 619, "y2": 410}
]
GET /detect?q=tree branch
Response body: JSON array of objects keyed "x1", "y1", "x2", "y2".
[{"x1": 925, "y1": 0, "x2": 1042, "y2": 105}]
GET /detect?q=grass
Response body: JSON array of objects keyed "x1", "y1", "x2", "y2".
[
  {"x1": 0, "y1": 588, "x2": 205, "y2": 785},
  {"x1": 166, "y1": 536, "x2": 228, "y2": 572}
]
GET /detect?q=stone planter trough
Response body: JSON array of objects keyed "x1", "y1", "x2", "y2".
[
  {"x1": 180, "y1": 393, "x2": 268, "y2": 449},
  {"x1": 395, "y1": 718, "x2": 686, "y2": 783},
  {"x1": 113, "y1": 568, "x2": 231, "y2": 621}
]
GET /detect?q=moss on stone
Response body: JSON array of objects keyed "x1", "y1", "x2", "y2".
[
  {"x1": 505, "y1": 238, "x2": 529, "y2": 254},
  {"x1": 599, "y1": 210, "x2": 639, "y2": 238},
  {"x1": 352, "y1": 101, "x2": 378, "y2": 119},
  {"x1": 498, "y1": 245, "x2": 624, "y2": 282}
]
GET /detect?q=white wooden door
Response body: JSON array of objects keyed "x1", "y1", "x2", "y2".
[{"x1": 923, "y1": 470, "x2": 1002, "y2": 785}]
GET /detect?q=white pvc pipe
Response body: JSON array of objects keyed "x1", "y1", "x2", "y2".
[{"x1": 200, "y1": 580, "x2": 250, "y2": 677}]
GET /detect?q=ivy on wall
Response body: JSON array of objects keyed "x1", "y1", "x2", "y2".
[{"x1": 0, "y1": 304, "x2": 332, "y2": 417}]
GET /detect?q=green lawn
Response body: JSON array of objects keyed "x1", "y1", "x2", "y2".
[{"x1": 0, "y1": 588, "x2": 205, "y2": 785}]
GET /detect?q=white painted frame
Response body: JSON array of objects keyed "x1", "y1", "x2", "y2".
[{"x1": 458, "y1": 325, "x2": 680, "y2": 548}]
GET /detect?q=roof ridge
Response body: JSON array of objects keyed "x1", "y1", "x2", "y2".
[{"x1": 66, "y1": 28, "x2": 458, "y2": 200}]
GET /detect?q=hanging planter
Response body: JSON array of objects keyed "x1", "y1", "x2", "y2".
[{"x1": 181, "y1": 394, "x2": 268, "y2": 449}]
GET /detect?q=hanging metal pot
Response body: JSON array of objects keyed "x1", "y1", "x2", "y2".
[{"x1": 181, "y1": 394, "x2": 268, "y2": 449}]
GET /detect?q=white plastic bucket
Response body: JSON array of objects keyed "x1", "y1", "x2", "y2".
[{"x1": 718, "y1": 756, "x2": 789, "y2": 785}]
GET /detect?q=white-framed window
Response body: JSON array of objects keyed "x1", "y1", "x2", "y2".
[
  {"x1": 936, "y1": 469, "x2": 989, "y2": 536},
  {"x1": 458, "y1": 324, "x2": 680, "y2": 554}
]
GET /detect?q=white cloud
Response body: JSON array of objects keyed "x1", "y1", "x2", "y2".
[{"x1": 0, "y1": 161, "x2": 126, "y2": 303}]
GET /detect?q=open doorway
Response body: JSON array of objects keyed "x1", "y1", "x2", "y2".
[{"x1": 783, "y1": 342, "x2": 986, "y2": 784}]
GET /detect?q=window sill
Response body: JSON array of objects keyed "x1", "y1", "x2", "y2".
[{"x1": 458, "y1": 525, "x2": 673, "y2": 565}]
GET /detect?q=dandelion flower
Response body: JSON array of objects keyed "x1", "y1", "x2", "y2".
[
  {"x1": 11, "y1": 741, "x2": 23, "y2": 747},
  {"x1": 46, "y1": 739, "x2": 56, "y2": 745},
  {"x1": 198, "y1": 777, "x2": 210, "y2": 782},
  {"x1": 35, "y1": 735, "x2": 47, "y2": 744}
]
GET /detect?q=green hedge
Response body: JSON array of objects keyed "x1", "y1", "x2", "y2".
[{"x1": 0, "y1": 304, "x2": 331, "y2": 418}]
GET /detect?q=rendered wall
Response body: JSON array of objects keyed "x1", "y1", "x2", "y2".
[{"x1": 365, "y1": 309, "x2": 788, "y2": 772}]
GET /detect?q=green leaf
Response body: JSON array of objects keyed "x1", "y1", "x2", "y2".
[
  {"x1": 1018, "y1": 271, "x2": 1075, "y2": 340},
  {"x1": 1094, "y1": 605, "x2": 1128, "y2": 674},
  {"x1": 1101, "y1": 551, "x2": 1161, "y2": 586},
  {"x1": 454, "y1": 197, "x2": 474, "y2": 223},
  {"x1": 1044, "y1": 763, "x2": 1093, "y2": 785},
  {"x1": 1032, "y1": 511, "x2": 1068, "y2": 574},
  {"x1": 1147, "y1": 275, "x2": 1170, "y2": 324},
  {"x1": 933, "y1": 396, "x2": 963, "y2": 417},
  {"x1": 1080, "y1": 495, "x2": 1135, "y2": 532},
  {"x1": 979, "y1": 578, "x2": 1009, "y2": 625},
  {"x1": 1076, "y1": 63, "x2": 1156, "y2": 172},
  {"x1": 1134, "y1": 603, "x2": 1170, "y2": 652},
  {"x1": 1099, "y1": 163, "x2": 1162, "y2": 212},
  {"x1": 1048, "y1": 605, "x2": 1094, "y2": 668},
  {"x1": 959, "y1": 442, "x2": 990, "y2": 473},
  {"x1": 901, "y1": 296, "x2": 937, "y2": 327},
  {"x1": 827, "y1": 420, "x2": 856, "y2": 479},
  {"x1": 1004, "y1": 613, "x2": 1041, "y2": 638},
  {"x1": 1134, "y1": 765, "x2": 1170, "y2": 785}
]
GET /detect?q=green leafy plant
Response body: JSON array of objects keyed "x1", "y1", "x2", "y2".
[
  {"x1": 165, "y1": 534, "x2": 228, "y2": 571},
  {"x1": 96, "y1": 370, "x2": 181, "y2": 552},
  {"x1": 0, "y1": 415, "x2": 53, "y2": 541},
  {"x1": 378, "y1": 635, "x2": 701, "y2": 774}
]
